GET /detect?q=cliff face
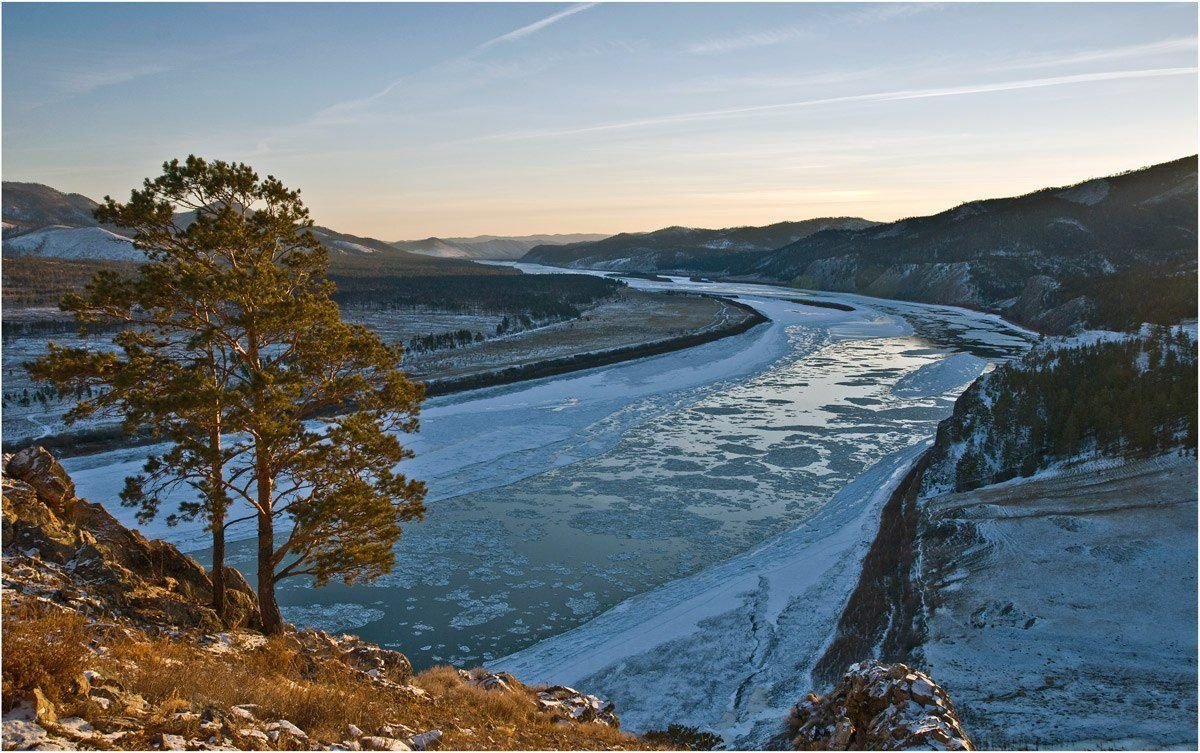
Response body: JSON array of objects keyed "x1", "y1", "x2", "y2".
[
  {"x1": 0, "y1": 448, "x2": 649, "y2": 752},
  {"x1": 2, "y1": 446, "x2": 260, "y2": 632}
]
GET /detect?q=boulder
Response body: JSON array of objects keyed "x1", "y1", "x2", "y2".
[
  {"x1": 6, "y1": 447, "x2": 75, "y2": 513},
  {"x1": 535, "y1": 686, "x2": 619, "y2": 728},
  {"x1": 785, "y1": 661, "x2": 972, "y2": 750}
]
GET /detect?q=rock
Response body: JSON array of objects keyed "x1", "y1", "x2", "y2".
[
  {"x1": 784, "y1": 661, "x2": 973, "y2": 750},
  {"x1": 291, "y1": 629, "x2": 412, "y2": 685},
  {"x1": 31, "y1": 688, "x2": 57, "y2": 724},
  {"x1": 56, "y1": 717, "x2": 96, "y2": 737},
  {"x1": 379, "y1": 723, "x2": 415, "y2": 738},
  {"x1": 7, "y1": 447, "x2": 75, "y2": 512},
  {"x1": 347, "y1": 724, "x2": 364, "y2": 739},
  {"x1": 535, "y1": 686, "x2": 619, "y2": 728},
  {"x1": 266, "y1": 719, "x2": 308, "y2": 743},
  {"x1": 155, "y1": 732, "x2": 188, "y2": 750},
  {"x1": 361, "y1": 735, "x2": 412, "y2": 751},
  {"x1": 229, "y1": 705, "x2": 257, "y2": 722},
  {"x1": 464, "y1": 668, "x2": 522, "y2": 692},
  {"x1": 406, "y1": 729, "x2": 442, "y2": 750}
]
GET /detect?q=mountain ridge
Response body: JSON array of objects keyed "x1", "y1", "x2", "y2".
[
  {"x1": 521, "y1": 156, "x2": 1198, "y2": 332},
  {"x1": 521, "y1": 217, "x2": 879, "y2": 269}
]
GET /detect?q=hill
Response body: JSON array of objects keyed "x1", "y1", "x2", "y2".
[
  {"x1": 521, "y1": 218, "x2": 877, "y2": 270},
  {"x1": 393, "y1": 233, "x2": 610, "y2": 260},
  {"x1": 521, "y1": 157, "x2": 1198, "y2": 333},
  {"x1": 0, "y1": 182, "x2": 103, "y2": 233},
  {"x1": 1, "y1": 183, "x2": 507, "y2": 280},
  {"x1": 723, "y1": 156, "x2": 1198, "y2": 332}
]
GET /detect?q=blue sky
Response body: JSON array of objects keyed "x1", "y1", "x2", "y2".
[{"x1": 3, "y1": 2, "x2": 1197, "y2": 238}]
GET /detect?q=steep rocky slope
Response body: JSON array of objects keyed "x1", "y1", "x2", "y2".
[
  {"x1": 0, "y1": 447, "x2": 653, "y2": 751},
  {"x1": 783, "y1": 661, "x2": 971, "y2": 751}
]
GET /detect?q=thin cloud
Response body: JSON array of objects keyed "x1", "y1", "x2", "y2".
[
  {"x1": 257, "y1": 3, "x2": 597, "y2": 152},
  {"x1": 478, "y1": 67, "x2": 1198, "y2": 141},
  {"x1": 62, "y1": 62, "x2": 172, "y2": 94},
  {"x1": 478, "y1": 3, "x2": 596, "y2": 50},
  {"x1": 688, "y1": 27, "x2": 809, "y2": 56},
  {"x1": 689, "y1": 3, "x2": 937, "y2": 56},
  {"x1": 1000, "y1": 36, "x2": 1197, "y2": 71}
]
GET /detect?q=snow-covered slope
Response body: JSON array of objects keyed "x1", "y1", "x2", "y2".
[
  {"x1": 918, "y1": 453, "x2": 1197, "y2": 749},
  {"x1": 2, "y1": 225, "x2": 141, "y2": 261}
]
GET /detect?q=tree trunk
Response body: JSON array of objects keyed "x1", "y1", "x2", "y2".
[
  {"x1": 211, "y1": 517, "x2": 226, "y2": 623},
  {"x1": 209, "y1": 422, "x2": 228, "y2": 624},
  {"x1": 257, "y1": 507, "x2": 283, "y2": 634},
  {"x1": 254, "y1": 444, "x2": 283, "y2": 634}
]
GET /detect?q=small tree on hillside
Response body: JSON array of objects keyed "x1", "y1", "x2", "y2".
[{"x1": 32, "y1": 156, "x2": 428, "y2": 633}]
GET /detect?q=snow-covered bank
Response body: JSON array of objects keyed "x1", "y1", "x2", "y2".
[
  {"x1": 918, "y1": 453, "x2": 1197, "y2": 749},
  {"x1": 493, "y1": 440, "x2": 931, "y2": 746}
]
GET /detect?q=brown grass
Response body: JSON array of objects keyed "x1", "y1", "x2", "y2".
[
  {"x1": 1, "y1": 600, "x2": 92, "y2": 709},
  {"x1": 92, "y1": 632, "x2": 656, "y2": 750}
]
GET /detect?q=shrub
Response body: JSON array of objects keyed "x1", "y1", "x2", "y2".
[
  {"x1": 643, "y1": 723, "x2": 725, "y2": 750},
  {"x1": 1, "y1": 601, "x2": 91, "y2": 708}
]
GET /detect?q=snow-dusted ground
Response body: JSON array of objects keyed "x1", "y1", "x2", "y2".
[
  {"x1": 918, "y1": 454, "x2": 1198, "y2": 750},
  {"x1": 2, "y1": 225, "x2": 141, "y2": 260},
  {"x1": 58, "y1": 272, "x2": 1034, "y2": 696}
]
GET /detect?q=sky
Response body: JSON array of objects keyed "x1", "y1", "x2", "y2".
[{"x1": 3, "y1": 2, "x2": 1197, "y2": 239}]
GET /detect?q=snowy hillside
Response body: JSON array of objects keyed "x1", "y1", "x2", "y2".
[
  {"x1": 2, "y1": 225, "x2": 141, "y2": 261},
  {"x1": 917, "y1": 453, "x2": 1197, "y2": 749}
]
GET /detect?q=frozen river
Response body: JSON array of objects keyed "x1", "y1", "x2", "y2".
[{"x1": 62, "y1": 268, "x2": 1035, "y2": 691}]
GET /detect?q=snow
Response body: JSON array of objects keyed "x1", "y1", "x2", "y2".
[
  {"x1": 1055, "y1": 179, "x2": 1110, "y2": 206},
  {"x1": 2, "y1": 225, "x2": 141, "y2": 260},
  {"x1": 918, "y1": 453, "x2": 1197, "y2": 749}
]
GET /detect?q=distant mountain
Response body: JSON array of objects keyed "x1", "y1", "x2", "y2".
[
  {"x1": 523, "y1": 157, "x2": 1198, "y2": 333},
  {"x1": 1, "y1": 182, "x2": 103, "y2": 232},
  {"x1": 1, "y1": 182, "x2": 503, "y2": 277},
  {"x1": 520, "y1": 218, "x2": 878, "y2": 270},
  {"x1": 716, "y1": 156, "x2": 1197, "y2": 332},
  {"x1": 393, "y1": 233, "x2": 610, "y2": 260}
]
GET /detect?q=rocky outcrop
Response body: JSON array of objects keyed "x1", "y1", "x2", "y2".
[
  {"x1": 461, "y1": 669, "x2": 620, "y2": 729},
  {"x1": 2, "y1": 446, "x2": 259, "y2": 631},
  {"x1": 784, "y1": 662, "x2": 972, "y2": 751},
  {"x1": 291, "y1": 628, "x2": 414, "y2": 686}
]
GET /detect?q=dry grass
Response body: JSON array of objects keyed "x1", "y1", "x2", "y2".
[
  {"x1": 1, "y1": 600, "x2": 91, "y2": 709},
  {"x1": 91, "y1": 633, "x2": 656, "y2": 750}
]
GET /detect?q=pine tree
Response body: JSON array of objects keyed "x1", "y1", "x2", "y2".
[{"x1": 30, "y1": 156, "x2": 427, "y2": 634}]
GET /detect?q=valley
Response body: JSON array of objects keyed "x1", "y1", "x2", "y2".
[{"x1": 55, "y1": 274, "x2": 1037, "y2": 743}]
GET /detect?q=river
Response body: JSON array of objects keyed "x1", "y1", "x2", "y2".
[{"x1": 62, "y1": 267, "x2": 1034, "y2": 707}]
